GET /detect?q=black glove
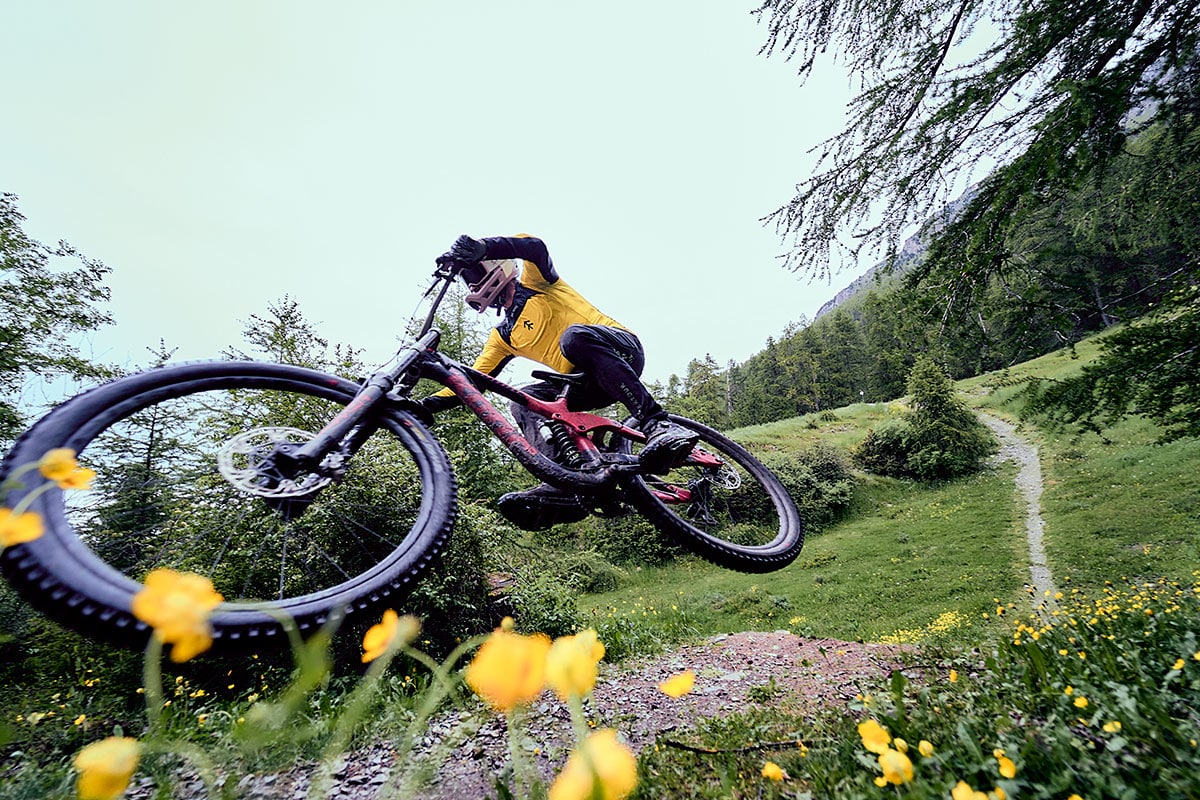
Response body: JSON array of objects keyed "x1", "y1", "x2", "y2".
[
  {"x1": 449, "y1": 234, "x2": 486, "y2": 264},
  {"x1": 437, "y1": 235, "x2": 489, "y2": 282}
]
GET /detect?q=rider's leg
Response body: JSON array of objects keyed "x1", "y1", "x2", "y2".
[
  {"x1": 498, "y1": 324, "x2": 699, "y2": 529},
  {"x1": 559, "y1": 325, "x2": 699, "y2": 473},
  {"x1": 500, "y1": 381, "x2": 590, "y2": 531}
]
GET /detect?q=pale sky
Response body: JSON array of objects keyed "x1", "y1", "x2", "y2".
[{"x1": 2, "y1": 1, "x2": 856, "y2": 385}]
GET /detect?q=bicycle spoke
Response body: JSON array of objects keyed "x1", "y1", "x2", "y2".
[{"x1": 58, "y1": 384, "x2": 429, "y2": 604}]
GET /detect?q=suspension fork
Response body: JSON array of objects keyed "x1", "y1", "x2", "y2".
[{"x1": 271, "y1": 330, "x2": 442, "y2": 474}]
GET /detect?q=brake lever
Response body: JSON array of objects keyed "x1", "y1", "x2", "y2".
[{"x1": 427, "y1": 259, "x2": 462, "y2": 295}]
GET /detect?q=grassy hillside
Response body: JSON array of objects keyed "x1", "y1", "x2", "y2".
[
  {"x1": 618, "y1": 336, "x2": 1200, "y2": 798},
  {"x1": 579, "y1": 408, "x2": 1026, "y2": 647},
  {"x1": 3, "y1": 331, "x2": 1198, "y2": 799},
  {"x1": 959, "y1": 338, "x2": 1200, "y2": 593},
  {"x1": 581, "y1": 333, "x2": 1198, "y2": 651}
]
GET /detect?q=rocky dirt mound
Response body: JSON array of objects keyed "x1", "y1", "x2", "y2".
[{"x1": 132, "y1": 632, "x2": 908, "y2": 799}]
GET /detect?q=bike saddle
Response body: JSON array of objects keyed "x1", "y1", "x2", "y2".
[{"x1": 530, "y1": 370, "x2": 587, "y2": 388}]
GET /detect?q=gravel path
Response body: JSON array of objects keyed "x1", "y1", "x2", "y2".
[
  {"x1": 128, "y1": 633, "x2": 909, "y2": 800},
  {"x1": 980, "y1": 413, "x2": 1057, "y2": 601}
]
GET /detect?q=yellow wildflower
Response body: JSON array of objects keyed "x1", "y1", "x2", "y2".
[
  {"x1": 878, "y1": 748, "x2": 913, "y2": 785},
  {"x1": 857, "y1": 719, "x2": 891, "y2": 754},
  {"x1": 761, "y1": 761, "x2": 786, "y2": 781},
  {"x1": 1172, "y1": 658, "x2": 1186, "y2": 670},
  {"x1": 657, "y1": 669, "x2": 695, "y2": 698},
  {"x1": 994, "y1": 786, "x2": 1008, "y2": 800},
  {"x1": 0, "y1": 508, "x2": 43, "y2": 546},
  {"x1": 949, "y1": 669, "x2": 958, "y2": 682},
  {"x1": 893, "y1": 737, "x2": 909, "y2": 753},
  {"x1": 38, "y1": 448, "x2": 79, "y2": 481},
  {"x1": 37, "y1": 448, "x2": 96, "y2": 490},
  {"x1": 74, "y1": 736, "x2": 140, "y2": 800},
  {"x1": 997, "y1": 755, "x2": 1017, "y2": 779},
  {"x1": 465, "y1": 627, "x2": 550, "y2": 713},
  {"x1": 361, "y1": 609, "x2": 420, "y2": 663},
  {"x1": 951, "y1": 781, "x2": 987, "y2": 800},
  {"x1": 1103, "y1": 721, "x2": 1122, "y2": 733},
  {"x1": 918, "y1": 739, "x2": 935, "y2": 757},
  {"x1": 1074, "y1": 696, "x2": 1088, "y2": 709},
  {"x1": 57, "y1": 466, "x2": 96, "y2": 490},
  {"x1": 546, "y1": 628, "x2": 606, "y2": 700},
  {"x1": 131, "y1": 569, "x2": 223, "y2": 663},
  {"x1": 549, "y1": 728, "x2": 637, "y2": 800}
]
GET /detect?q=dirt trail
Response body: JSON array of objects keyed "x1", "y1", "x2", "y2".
[
  {"x1": 128, "y1": 633, "x2": 908, "y2": 800},
  {"x1": 980, "y1": 413, "x2": 1057, "y2": 601}
]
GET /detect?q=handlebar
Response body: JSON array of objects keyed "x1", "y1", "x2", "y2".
[{"x1": 432, "y1": 256, "x2": 466, "y2": 281}]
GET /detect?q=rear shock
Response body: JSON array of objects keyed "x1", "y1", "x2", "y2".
[{"x1": 546, "y1": 420, "x2": 586, "y2": 468}]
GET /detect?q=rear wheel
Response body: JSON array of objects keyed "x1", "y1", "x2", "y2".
[
  {"x1": 618, "y1": 415, "x2": 803, "y2": 573},
  {"x1": 0, "y1": 361, "x2": 456, "y2": 651}
]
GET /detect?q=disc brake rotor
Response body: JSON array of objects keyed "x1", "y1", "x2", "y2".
[
  {"x1": 216, "y1": 426, "x2": 338, "y2": 499},
  {"x1": 708, "y1": 462, "x2": 742, "y2": 490}
]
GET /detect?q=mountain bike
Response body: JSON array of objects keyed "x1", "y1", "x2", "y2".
[{"x1": 0, "y1": 260, "x2": 803, "y2": 653}]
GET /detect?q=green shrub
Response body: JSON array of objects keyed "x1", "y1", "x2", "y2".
[
  {"x1": 554, "y1": 550, "x2": 626, "y2": 594},
  {"x1": 853, "y1": 357, "x2": 996, "y2": 480},
  {"x1": 505, "y1": 568, "x2": 581, "y2": 639},
  {"x1": 851, "y1": 418, "x2": 913, "y2": 476},
  {"x1": 398, "y1": 501, "x2": 505, "y2": 656},
  {"x1": 579, "y1": 514, "x2": 685, "y2": 568},
  {"x1": 758, "y1": 442, "x2": 856, "y2": 532}
]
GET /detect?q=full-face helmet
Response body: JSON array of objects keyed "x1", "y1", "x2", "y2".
[{"x1": 464, "y1": 259, "x2": 519, "y2": 313}]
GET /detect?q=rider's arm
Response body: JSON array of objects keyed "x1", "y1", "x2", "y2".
[{"x1": 479, "y1": 235, "x2": 560, "y2": 284}]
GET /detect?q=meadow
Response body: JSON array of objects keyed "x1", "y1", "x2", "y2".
[{"x1": 2, "y1": 338, "x2": 1198, "y2": 799}]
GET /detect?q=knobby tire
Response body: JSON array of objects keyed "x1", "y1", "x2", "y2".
[
  {"x1": 619, "y1": 415, "x2": 803, "y2": 573},
  {"x1": 0, "y1": 361, "x2": 457, "y2": 652}
]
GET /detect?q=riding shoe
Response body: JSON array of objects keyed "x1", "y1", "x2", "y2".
[
  {"x1": 496, "y1": 483, "x2": 590, "y2": 531},
  {"x1": 639, "y1": 418, "x2": 700, "y2": 475}
]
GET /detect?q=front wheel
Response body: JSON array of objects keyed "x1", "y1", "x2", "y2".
[
  {"x1": 0, "y1": 361, "x2": 457, "y2": 652},
  {"x1": 618, "y1": 415, "x2": 803, "y2": 573}
]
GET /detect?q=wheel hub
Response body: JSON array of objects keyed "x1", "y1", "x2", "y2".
[{"x1": 216, "y1": 427, "x2": 341, "y2": 499}]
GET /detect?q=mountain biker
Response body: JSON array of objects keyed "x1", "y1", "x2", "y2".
[{"x1": 418, "y1": 233, "x2": 699, "y2": 530}]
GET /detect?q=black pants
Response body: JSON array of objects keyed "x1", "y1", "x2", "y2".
[{"x1": 512, "y1": 324, "x2": 665, "y2": 453}]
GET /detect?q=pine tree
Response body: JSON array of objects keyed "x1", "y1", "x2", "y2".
[
  {"x1": 853, "y1": 357, "x2": 996, "y2": 480},
  {"x1": 0, "y1": 194, "x2": 112, "y2": 443}
]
